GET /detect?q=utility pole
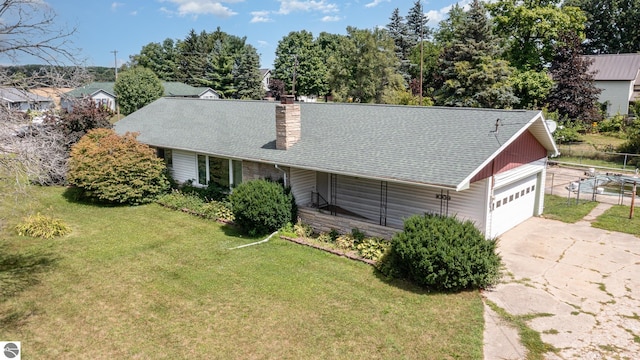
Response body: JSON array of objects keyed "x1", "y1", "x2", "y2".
[
  {"x1": 419, "y1": 1, "x2": 424, "y2": 106},
  {"x1": 111, "y1": 50, "x2": 120, "y2": 118},
  {"x1": 291, "y1": 54, "x2": 298, "y2": 99},
  {"x1": 111, "y1": 50, "x2": 118, "y2": 79}
]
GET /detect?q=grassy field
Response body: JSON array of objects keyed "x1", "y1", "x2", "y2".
[
  {"x1": 592, "y1": 205, "x2": 640, "y2": 237},
  {"x1": 542, "y1": 194, "x2": 599, "y2": 223},
  {"x1": 0, "y1": 186, "x2": 484, "y2": 359},
  {"x1": 556, "y1": 133, "x2": 637, "y2": 170}
]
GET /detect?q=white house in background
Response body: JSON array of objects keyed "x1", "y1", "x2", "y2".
[
  {"x1": 0, "y1": 87, "x2": 54, "y2": 112},
  {"x1": 260, "y1": 69, "x2": 271, "y2": 92},
  {"x1": 61, "y1": 81, "x2": 220, "y2": 112},
  {"x1": 586, "y1": 53, "x2": 640, "y2": 117},
  {"x1": 115, "y1": 97, "x2": 558, "y2": 239}
]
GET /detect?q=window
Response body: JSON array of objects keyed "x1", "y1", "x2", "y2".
[
  {"x1": 515, "y1": 192, "x2": 520, "y2": 199},
  {"x1": 503, "y1": 197, "x2": 508, "y2": 204},
  {"x1": 526, "y1": 187, "x2": 530, "y2": 194},
  {"x1": 496, "y1": 200, "x2": 502, "y2": 208},
  {"x1": 531, "y1": 185, "x2": 535, "y2": 191},
  {"x1": 509, "y1": 195, "x2": 514, "y2": 202},
  {"x1": 521, "y1": 190, "x2": 525, "y2": 196},
  {"x1": 196, "y1": 155, "x2": 242, "y2": 189},
  {"x1": 157, "y1": 148, "x2": 172, "y2": 167}
]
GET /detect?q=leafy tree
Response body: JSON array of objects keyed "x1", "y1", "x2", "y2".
[
  {"x1": 268, "y1": 78, "x2": 285, "y2": 100},
  {"x1": 228, "y1": 179, "x2": 293, "y2": 236},
  {"x1": 488, "y1": 0, "x2": 586, "y2": 71},
  {"x1": 58, "y1": 98, "x2": 113, "y2": 148},
  {"x1": 67, "y1": 128, "x2": 169, "y2": 205},
  {"x1": 510, "y1": 69, "x2": 554, "y2": 109},
  {"x1": 546, "y1": 30, "x2": 602, "y2": 123},
  {"x1": 317, "y1": 32, "x2": 351, "y2": 100},
  {"x1": 114, "y1": 66, "x2": 164, "y2": 115},
  {"x1": 566, "y1": 0, "x2": 640, "y2": 54},
  {"x1": 175, "y1": 29, "x2": 208, "y2": 86},
  {"x1": 274, "y1": 30, "x2": 328, "y2": 97},
  {"x1": 435, "y1": 0, "x2": 517, "y2": 108},
  {"x1": 379, "y1": 214, "x2": 501, "y2": 292},
  {"x1": 330, "y1": 27, "x2": 403, "y2": 103},
  {"x1": 129, "y1": 38, "x2": 178, "y2": 81}
]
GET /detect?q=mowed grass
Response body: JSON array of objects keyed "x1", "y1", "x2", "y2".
[
  {"x1": 542, "y1": 194, "x2": 599, "y2": 223},
  {"x1": 0, "y1": 186, "x2": 484, "y2": 359},
  {"x1": 592, "y1": 205, "x2": 640, "y2": 237}
]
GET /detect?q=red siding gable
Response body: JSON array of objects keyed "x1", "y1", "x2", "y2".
[{"x1": 471, "y1": 130, "x2": 547, "y2": 183}]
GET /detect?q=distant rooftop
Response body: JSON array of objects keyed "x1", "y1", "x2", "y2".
[{"x1": 585, "y1": 53, "x2": 640, "y2": 81}]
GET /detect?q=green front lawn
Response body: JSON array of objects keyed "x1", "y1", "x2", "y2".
[
  {"x1": 592, "y1": 205, "x2": 640, "y2": 237},
  {"x1": 542, "y1": 194, "x2": 599, "y2": 223},
  {"x1": 1, "y1": 186, "x2": 484, "y2": 359}
]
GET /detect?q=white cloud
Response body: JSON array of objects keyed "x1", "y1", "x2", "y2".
[
  {"x1": 256, "y1": 40, "x2": 269, "y2": 48},
  {"x1": 161, "y1": 0, "x2": 241, "y2": 18},
  {"x1": 250, "y1": 10, "x2": 273, "y2": 23},
  {"x1": 276, "y1": 0, "x2": 338, "y2": 15},
  {"x1": 364, "y1": 0, "x2": 389, "y2": 8},
  {"x1": 111, "y1": 2, "x2": 124, "y2": 11},
  {"x1": 130, "y1": 10, "x2": 138, "y2": 16},
  {"x1": 425, "y1": 0, "x2": 472, "y2": 26},
  {"x1": 321, "y1": 15, "x2": 341, "y2": 22}
]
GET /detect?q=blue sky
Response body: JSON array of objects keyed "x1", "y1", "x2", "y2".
[{"x1": 32, "y1": 0, "x2": 468, "y2": 69}]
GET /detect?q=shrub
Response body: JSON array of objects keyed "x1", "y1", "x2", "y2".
[
  {"x1": 553, "y1": 121, "x2": 582, "y2": 144},
  {"x1": 16, "y1": 213, "x2": 71, "y2": 239},
  {"x1": 293, "y1": 221, "x2": 313, "y2": 238},
  {"x1": 335, "y1": 234, "x2": 355, "y2": 250},
  {"x1": 157, "y1": 191, "x2": 234, "y2": 221},
  {"x1": 356, "y1": 237, "x2": 390, "y2": 262},
  {"x1": 379, "y1": 214, "x2": 501, "y2": 292},
  {"x1": 180, "y1": 179, "x2": 228, "y2": 201},
  {"x1": 228, "y1": 179, "x2": 293, "y2": 236},
  {"x1": 67, "y1": 129, "x2": 169, "y2": 205}
]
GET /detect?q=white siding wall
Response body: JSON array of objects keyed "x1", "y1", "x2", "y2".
[
  {"x1": 335, "y1": 176, "x2": 381, "y2": 223},
  {"x1": 290, "y1": 168, "x2": 316, "y2": 207},
  {"x1": 92, "y1": 91, "x2": 116, "y2": 111},
  {"x1": 595, "y1": 80, "x2": 633, "y2": 117},
  {"x1": 171, "y1": 150, "x2": 197, "y2": 183}
]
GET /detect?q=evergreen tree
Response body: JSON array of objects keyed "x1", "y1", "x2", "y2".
[
  {"x1": 234, "y1": 44, "x2": 264, "y2": 99},
  {"x1": 406, "y1": 1, "x2": 430, "y2": 46},
  {"x1": 176, "y1": 29, "x2": 208, "y2": 86},
  {"x1": 435, "y1": 0, "x2": 517, "y2": 108},
  {"x1": 386, "y1": 8, "x2": 412, "y2": 83},
  {"x1": 546, "y1": 30, "x2": 602, "y2": 123}
]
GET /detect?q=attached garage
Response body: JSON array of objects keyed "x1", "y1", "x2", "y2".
[{"x1": 491, "y1": 173, "x2": 540, "y2": 238}]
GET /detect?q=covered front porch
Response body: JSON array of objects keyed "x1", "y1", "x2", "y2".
[{"x1": 289, "y1": 168, "x2": 489, "y2": 239}]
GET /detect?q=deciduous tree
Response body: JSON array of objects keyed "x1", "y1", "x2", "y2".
[
  {"x1": 546, "y1": 30, "x2": 601, "y2": 123},
  {"x1": 114, "y1": 66, "x2": 164, "y2": 115},
  {"x1": 273, "y1": 30, "x2": 328, "y2": 97}
]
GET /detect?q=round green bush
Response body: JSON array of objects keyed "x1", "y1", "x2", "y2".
[
  {"x1": 228, "y1": 179, "x2": 293, "y2": 236},
  {"x1": 379, "y1": 214, "x2": 501, "y2": 292}
]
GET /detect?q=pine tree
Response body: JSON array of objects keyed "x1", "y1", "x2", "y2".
[
  {"x1": 234, "y1": 44, "x2": 264, "y2": 100},
  {"x1": 546, "y1": 30, "x2": 602, "y2": 123},
  {"x1": 435, "y1": 0, "x2": 517, "y2": 108}
]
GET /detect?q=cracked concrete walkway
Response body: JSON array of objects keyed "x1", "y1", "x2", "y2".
[{"x1": 483, "y1": 206, "x2": 640, "y2": 359}]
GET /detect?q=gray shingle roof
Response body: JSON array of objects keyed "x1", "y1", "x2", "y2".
[
  {"x1": 115, "y1": 98, "x2": 554, "y2": 190},
  {"x1": 64, "y1": 82, "x2": 217, "y2": 98},
  {"x1": 586, "y1": 53, "x2": 640, "y2": 81},
  {"x1": 0, "y1": 87, "x2": 53, "y2": 103}
]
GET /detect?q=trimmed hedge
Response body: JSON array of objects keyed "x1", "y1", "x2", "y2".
[
  {"x1": 229, "y1": 179, "x2": 294, "y2": 236},
  {"x1": 379, "y1": 214, "x2": 501, "y2": 292}
]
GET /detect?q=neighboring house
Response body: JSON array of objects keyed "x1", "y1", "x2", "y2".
[
  {"x1": 62, "y1": 81, "x2": 219, "y2": 112},
  {"x1": 115, "y1": 98, "x2": 558, "y2": 239},
  {"x1": 61, "y1": 82, "x2": 117, "y2": 112},
  {"x1": 260, "y1": 69, "x2": 271, "y2": 92},
  {"x1": 585, "y1": 53, "x2": 640, "y2": 117},
  {"x1": 0, "y1": 87, "x2": 54, "y2": 112}
]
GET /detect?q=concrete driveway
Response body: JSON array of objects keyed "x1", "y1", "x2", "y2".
[{"x1": 483, "y1": 210, "x2": 640, "y2": 359}]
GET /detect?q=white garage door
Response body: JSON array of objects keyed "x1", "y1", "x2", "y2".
[{"x1": 491, "y1": 174, "x2": 538, "y2": 237}]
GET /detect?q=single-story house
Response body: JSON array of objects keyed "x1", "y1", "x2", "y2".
[
  {"x1": 62, "y1": 81, "x2": 220, "y2": 112},
  {"x1": 0, "y1": 87, "x2": 54, "y2": 112},
  {"x1": 585, "y1": 53, "x2": 640, "y2": 117},
  {"x1": 115, "y1": 97, "x2": 558, "y2": 239}
]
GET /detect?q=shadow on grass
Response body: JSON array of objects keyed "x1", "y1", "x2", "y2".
[
  {"x1": 0, "y1": 245, "x2": 58, "y2": 328},
  {"x1": 372, "y1": 269, "x2": 436, "y2": 295},
  {"x1": 61, "y1": 186, "x2": 131, "y2": 208}
]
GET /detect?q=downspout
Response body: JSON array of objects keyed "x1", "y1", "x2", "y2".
[{"x1": 275, "y1": 164, "x2": 287, "y2": 187}]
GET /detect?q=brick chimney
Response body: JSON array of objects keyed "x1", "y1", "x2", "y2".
[{"x1": 275, "y1": 95, "x2": 300, "y2": 150}]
